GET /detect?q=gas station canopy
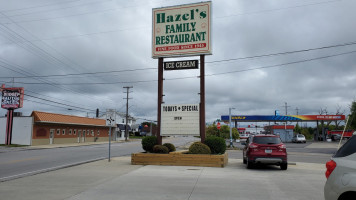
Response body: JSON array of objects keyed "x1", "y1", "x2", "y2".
[{"x1": 221, "y1": 115, "x2": 345, "y2": 122}]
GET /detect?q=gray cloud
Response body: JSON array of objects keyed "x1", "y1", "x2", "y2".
[{"x1": 1, "y1": 0, "x2": 355, "y2": 124}]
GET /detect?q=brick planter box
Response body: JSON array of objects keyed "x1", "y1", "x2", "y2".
[{"x1": 131, "y1": 150, "x2": 228, "y2": 168}]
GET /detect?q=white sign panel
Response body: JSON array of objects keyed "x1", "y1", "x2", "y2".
[
  {"x1": 161, "y1": 104, "x2": 199, "y2": 136},
  {"x1": 106, "y1": 109, "x2": 116, "y2": 126},
  {"x1": 152, "y1": 1, "x2": 212, "y2": 58}
]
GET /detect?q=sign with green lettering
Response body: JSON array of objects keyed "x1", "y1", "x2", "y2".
[{"x1": 152, "y1": 2, "x2": 212, "y2": 58}]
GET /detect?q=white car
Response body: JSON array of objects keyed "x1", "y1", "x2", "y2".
[
  {"x1": 324, "y1": 135, "x2": 356, "y2": 200},
  {"x1": 292, "y1": 134, "x2": 306, "y2": 143}
]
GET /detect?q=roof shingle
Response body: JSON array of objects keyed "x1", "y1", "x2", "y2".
[{"x1": 32, "y1": 111, "x2": 106, "y2": 126}]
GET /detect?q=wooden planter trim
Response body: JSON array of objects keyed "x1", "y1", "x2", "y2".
[{"x1": 131, "y1": 150, "x2": 228, "y2": 168}]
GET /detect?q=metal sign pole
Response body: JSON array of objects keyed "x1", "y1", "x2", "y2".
[
  {"x1": 157, "y1": 57, "x2": 163, "y2": 145},
  {"x1": 200, "y1": 55, "x2": 206, "y2": 143},
  {"x1": 5, "y1": 109, "x2": 14, "y2": 145},
  {"x1": 108, "y1": 126, "x2": 111, "y2": 162}
]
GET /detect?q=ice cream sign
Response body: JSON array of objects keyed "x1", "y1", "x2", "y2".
[{"x1": 152, "y1": 2, "x2": 212, "y2": 58}]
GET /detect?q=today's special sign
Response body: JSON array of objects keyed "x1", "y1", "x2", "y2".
[
  {"x1": 152, "y1": 2, "x2": 212, "y2": 58},
  {"x1": 161, "y1": 104, "x2": 199, "y2": 136}
]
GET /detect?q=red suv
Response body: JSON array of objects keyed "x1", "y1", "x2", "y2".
[{"x1": 243, "y1": 134, "x2": 288, "y2": 170}]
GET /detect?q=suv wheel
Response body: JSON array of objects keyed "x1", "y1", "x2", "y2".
[
  {"x1": 243, "y1": 157, "x2": 247, "y2": 164},
  {"x1": 246, "y1": 157, "x2": 254, "y2": 169},
  {"x1": 280, "y1": 163, "x2": 288, "y2": 170}
]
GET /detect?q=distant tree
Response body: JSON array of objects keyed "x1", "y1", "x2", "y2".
[
  {"x1": 141, "y1": 122, "x2": 157, "y2": 127},
  {"x1": 294, "y1": 124, "x2": 302, "y2": 134},
  {"x1": 206, "y1": 124, "x2": 239, "y2": 139}
]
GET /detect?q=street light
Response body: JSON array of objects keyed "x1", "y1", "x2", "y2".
[{"x1": 229, "y1": 107, "x2": 235, "y2": 148}]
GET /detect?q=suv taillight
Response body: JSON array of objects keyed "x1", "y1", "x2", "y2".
[
  {"x1": 249, "y1": 143, "x2": 258, "y2": 148},
  {"x1": 325, "y1": 160, "x2": 337, "y2": 179},
  {"x1": 278, "y1": 144, "x2": 286, "y2": 149}
]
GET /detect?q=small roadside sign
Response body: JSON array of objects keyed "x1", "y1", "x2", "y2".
[
  {"x1": 106, "y1": 109, "x2": 116, "y2": 126},
  {"x1": 217, "y1": 122, "x2": 221, "y2": 130}
]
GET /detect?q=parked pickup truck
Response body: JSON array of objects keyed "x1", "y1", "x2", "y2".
[{"x1": 328, "y1": 130, "x2": 355, "y2": 141}]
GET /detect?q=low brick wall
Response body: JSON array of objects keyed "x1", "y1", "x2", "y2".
[{"x1": 131, "y1": 151, "x2": 228, "y2": 168}]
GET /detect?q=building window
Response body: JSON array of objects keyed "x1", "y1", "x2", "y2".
[
  {"x1": 91, "y1": 130, "x2": 94, "y2": 136},
  {"x1": 83, "y1": 130, "x2": 86, "y2": 136},
  {"x1": 62, "y1": 129, "x2": 66, "y2": 135},
  {"x1": 87, "y1": 130, "x2": 90, "y2": 136},
  {"x1": 97, "y1": 130, "x2": 100, "y2": 136},
  {"x1": 57, "y1": 129, "x2": 60, "y2": 135},
  {"x1": 74, "y1": 129, "x2": 77, "y2": 135},
  {"x1": 69, "y1": 129, "x2": 72, "y2": 135},
  {"x1": 122, "y1": 119, "x2": 124, "y2": 123}
]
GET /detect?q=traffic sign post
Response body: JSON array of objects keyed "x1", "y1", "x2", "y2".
[{"x1": 106, "y1": 109, "x2": 116, "y2": 162}]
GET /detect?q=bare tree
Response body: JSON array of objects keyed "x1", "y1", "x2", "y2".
[{"x1": 331, "y1": 104, "x2": 345, "y2": 129}]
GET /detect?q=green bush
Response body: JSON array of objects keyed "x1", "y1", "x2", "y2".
[
  {"x1": 204, "y1": 136, "x2": 226, "y2": 154},
  {"x1": 152, "y1": 145, "x2": 169, "y2": 154},
  {"x1": 163, "y1": 143, "x2": 176, "y2": 152},
  {"x1": 188, "y1": 142, "x2": 211, "y2": 154},
  {"x1": 141, "y1": 136, "x2": 157, "y2": 152}
]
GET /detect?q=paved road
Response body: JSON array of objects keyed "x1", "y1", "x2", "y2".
[
  {"x1": 228, "y1": 140, "x2": 338, "y2": 164},
  {"x1": 0, "y1": 136, "x2": 198, "y2": 182}
]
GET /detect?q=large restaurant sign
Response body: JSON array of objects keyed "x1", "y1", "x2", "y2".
[
  {"x1": 152, "y1": 2, "x2": 212, "y2": 58},
  {"x1": 161, "y1": 104, "x2": 199, "y2": 136},
  {"x1": 1, "y1": 87, "x2": 24, "y2": 109}
]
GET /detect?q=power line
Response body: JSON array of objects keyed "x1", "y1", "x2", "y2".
[
  {"x1": 24, "y1": 98, "x2": 90, "y2": 113},
  {"x1": 1, "y1": 40, "x2": 355, "y2": 80},
  {"x1": 6, "y1": 49, "x2": 356, "y2": 85},
  {"x1": 0, "y1": 0, "x2": 344, "y2": 24},
  {"x1": 206, "y1": 41, "x2": 356, "y2": 64},
  {"x1": 0, "y1": 12, "x2": 116, "y2": 104},
  {"x1": 215, "y1": 0, "x2": 342, "y2": 19},
  {"x1": 0, "y1": 0, "x2": 81, "y2": 13},
  {"x1": 0, "y1": 0, "x2": 109, "y2": 18},
  {"x1": 0, "y1": 0, "x2": 156, "y2": 24},
  {"x1": 25, "y1": 93, "x2": 96, "y2": 112},
  {"x1": 0, "y1": 67, "x2": 157, "y2": 79}
]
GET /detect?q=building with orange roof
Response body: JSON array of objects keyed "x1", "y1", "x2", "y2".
[
  {"x1": 31, "y1": 111, "x2": 112, "y2": 145},
  {"x1": 1, "y1": 111, "x2": 112, "y2": 146}
]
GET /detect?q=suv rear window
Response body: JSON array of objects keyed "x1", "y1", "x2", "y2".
[
  {"x1": 334, "y1": 135, "x2": 356, "y2": 158},
  {"x1": 253, "y1": 136, "x2": 281, "y2": 144}
]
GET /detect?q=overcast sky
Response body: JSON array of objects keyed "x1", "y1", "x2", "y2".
[{"x1": 0, "y1": 0, "x2": 355, "y2": 124}]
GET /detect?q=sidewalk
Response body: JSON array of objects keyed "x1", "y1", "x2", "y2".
[
  {"x1": 27, "y1": 139, "x2": 141, "y2": 149},
  {"x1": 0, "y1": 156, "x2": 325, "y2": 200}
]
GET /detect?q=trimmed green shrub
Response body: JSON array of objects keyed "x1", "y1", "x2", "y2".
[
  {"x1": 204, "y1": 136, "x2": 226, "y2": 154},
  {"x1": 153, "y1": 145, "x2": 169, "y2": 154},
  {"x1": 163, "y1": 143, "x2": 176, "y2": 152},
  {"x1": 141, "y1": 136, "x2": 157, "y2": 152},
  {"x1": 188, "y1": 142, "x2": 211, "y2": 154}
]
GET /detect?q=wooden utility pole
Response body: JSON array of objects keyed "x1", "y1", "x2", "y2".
[{"x1": 123, "y1": 86, "x2": 133, "y2": 141}]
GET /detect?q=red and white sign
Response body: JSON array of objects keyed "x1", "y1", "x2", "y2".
[
  {"x1": 1, "y1": 87, "x2": 24, "y2": 109},
  {"x1": 217, "y1": 122, "x2": 221, "y2": 130},
  {"x1": 152, "y1": 1, "x2": 212, "y2": 58}
]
